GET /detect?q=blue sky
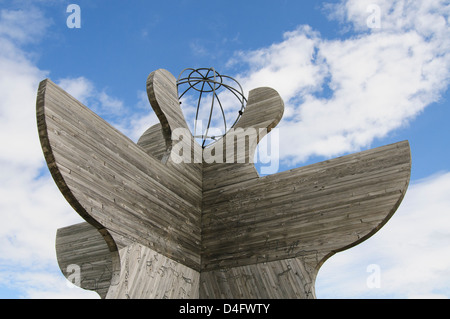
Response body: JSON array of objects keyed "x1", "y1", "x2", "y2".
[{"x1": 0, "y1": 0, "x2": 449, "y2": 298}]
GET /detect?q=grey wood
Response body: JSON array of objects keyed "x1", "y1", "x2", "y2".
[
  {"x1": 55, "y1": 222, "x2": 120, "y2": 299},
  {"x1": 37, "y1": 76, "x2": 202, "y2": 271},
  {"x1": 201, "y1": 140, "x2": 411, "y2": 271},
  {"x1": 137, "y1": 123, "x2": 167, "y2": 161},
  {"x1": 200, "y1": 256, "x2": 316, "y2": 299},
  {"x1": 38, "y1": 69, "x2": 411, "y2": 299},
  {"x1": 106, "y1": 243, "x2": 200, "y2": 299}
]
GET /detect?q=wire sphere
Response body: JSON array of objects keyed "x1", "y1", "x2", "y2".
[{"x1": 177, "y1": 68, "x2": 247, "y2": 148}]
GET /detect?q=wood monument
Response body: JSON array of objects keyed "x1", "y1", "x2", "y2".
[{"x1": 36, "y1": 68, "x2": 411, "y2": 298}]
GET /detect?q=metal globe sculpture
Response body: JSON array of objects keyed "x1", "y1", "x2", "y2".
[{"x1": 177, "y1": 68, "x2": 247, "y2": 147}]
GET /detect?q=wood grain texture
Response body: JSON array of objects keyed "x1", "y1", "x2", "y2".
[
  {"x1": 200, "y1": 256, "x2": 317, "y2": 299},
  {"x1": 143, "y1": 70, "x2": 203, "y2": 190},
  {"x1": 201, "y1": 141, "x2": 411, "y2": 271},
  {"x1": 146, "y1": 69, "x2": 190, "y2": 144},
  {"x1": 202, "y1": 86, "x2": 284, "y2": 190},
  {"x1": 106, "y1": 243, "x2": 200, "y2": 299},
  {"x1": 137, "y1": 123, "x2": 167, "y2": 161},
  {"x1": 55, "y1": 222, "x2": 120, "y2": 299},
  {"x1": 37, "y1": 78, "x2": 202, "y2": 271},
  {"x1": 38, "y1": 68, "x2": 411, "y2": 299}
]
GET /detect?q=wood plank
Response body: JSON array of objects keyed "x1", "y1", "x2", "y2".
[
  {"x1": 106, "y1": 243, "x2": 199, "y2": 299},
  {"x1": 201, "y1": 141, "x2": 411, "y2": 270},
  {"x1": 37, "y1": 79, "x2": 202, "y2": 271},
  {"x1": 200, "y1": 256, "x2": 316, "y2": 299},
  {"x1": 55, "y1": 222, "x2": 120, "y2": 299}
]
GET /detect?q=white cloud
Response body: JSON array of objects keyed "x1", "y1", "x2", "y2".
[
  {"x1": 0, "y1": 7, "x2": 95, "y2": 298},
  {"x1": 0, "y1": 44, "x2": 47, "y2": 170},
  {"x1": 316, "y1": 171, "x2": 450, "y2": 299},
  {"x1": 57, "y1": 77, "x2": 125, "y2": 116},
  {"x1": 98, "y1": 91, "x2": 124, "y2": 113},
  {"x1": 0, "y1": 269, "x2": 99, "y2": 299},
  {"x1": 189, "y1": 40, "x2": 208, "y2": 56},
  {"x1": 55, "y1": 76, "x2": 160, "y2": 145},
  {"x1": 0, "y1": 3, "x2": 159, "y2": 295},
  {"x1": 57, "y1": 76, "x2": 95, "y2": 106},
  {"x1": 0, "y1": 7, "x2": 50, "y2": 44},
  {"x1": 231, "y1": 0, "x2": 450, "y2": 165},
  {"x1": 230, "y1": 26, "x2": 327, "y2": 118},
  {"x1": 327, "y1": 0, "x2": 450, "y2": 38}
]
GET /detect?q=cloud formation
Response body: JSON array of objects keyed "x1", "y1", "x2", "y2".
[
  {"x1": 0, "y1": 7, "x2": 96, "y2": 298},
  {"x1": 316, "y1": 171, "x2": 450, "y2": 299},
  {"x1": 231, "y1": 0, "x2": 450, "y2": 165},
  {"x1": 56, "y1": 77, "x2": 159, "y2": 143}
]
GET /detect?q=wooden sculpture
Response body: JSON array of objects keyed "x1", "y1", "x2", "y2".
[{"x1": 36, "y1": 69, "x2": 411, "y2": 299}]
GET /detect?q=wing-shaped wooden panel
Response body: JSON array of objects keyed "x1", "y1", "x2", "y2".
[
  {"x1": 55, "y1": 222, "x2": 120, "y2": 299},
  {"x1": 37, "y1": 79, "x2": 202, "y2": 271},
  {"x1": 202, "y1": 87, "x2": 284, "y2": 190},
  {"x1": 202, "y1": 141, "x2": 411, "y2": 270}
]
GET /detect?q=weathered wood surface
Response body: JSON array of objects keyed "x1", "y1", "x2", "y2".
[
  {"x1": 55, "y1": 222, "x2": 120, "y2": 299},
  {"x1": 200, "y1": 256, "x2": 316, "y2": 299},
  {"x1": 202, "y1": 86, "x2": 284, "y2": 190},
  {"x1": 39, "y1": 68, "x2": 411, "y2": 299},
  {"x1": 144, "y1": 70, "x2": 203, "y2": 193},
  {"x1": 201, "y1": 141, "x2": 411, "y2": 271},
  {"x1": 37, "y1": 77, "x2": 202, "y2": 271},
  {"x1": 55, "y1": 221, "x2": 200, "y2": 299},
  {"x1": 137, "y1": 123, "x2": 167, "y2": 161},
  {"x1": 146, "y1": 69, "x2": 191, "y2": 152},
  {"x1": 106, "y1": 243, "x2": 200, "y2": 299},
  {"x1": 199, "y1": 139, "x2": 410, "y2": 298}
]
